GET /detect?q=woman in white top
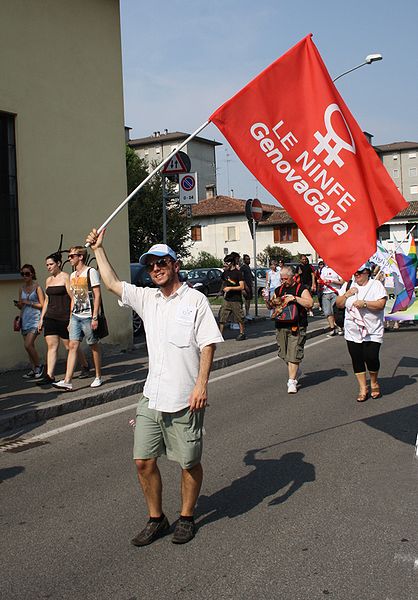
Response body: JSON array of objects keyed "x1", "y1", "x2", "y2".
[
  {"x1": 266, "y1": 260, "x2": 282, "y2": 299},
  {"x1": 336, "y1": 263, "x2": 387, "y2": 402}
]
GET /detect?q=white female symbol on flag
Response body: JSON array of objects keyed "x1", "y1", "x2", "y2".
[{"x1": 313, "y1": 103, "x2": 356, "y2": 168}]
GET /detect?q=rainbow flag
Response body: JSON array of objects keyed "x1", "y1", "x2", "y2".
[
  {"x1": 391, "y1": 247, "x2": 417, "y2": 313},
  {"x1": 408, "y1": 236, "x2": 418, "y2": 267}
]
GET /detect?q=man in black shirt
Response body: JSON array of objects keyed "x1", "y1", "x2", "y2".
[
  {"x1": 219, "y1": 254, "x2": 246, "y2": 341},
  {"x1": 241, "y1": 254, "x2": 254, "y2": 319},
  {"x1": 297, "y1": 255, "x2": 316, "y2": 317},
  {"x1": 265, "y1": 266, "x2": 313, "y2": 393}
]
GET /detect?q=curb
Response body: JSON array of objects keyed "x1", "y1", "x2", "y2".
[{"x1": 0, "y1": 325, "x2": 329, "y2": 434}]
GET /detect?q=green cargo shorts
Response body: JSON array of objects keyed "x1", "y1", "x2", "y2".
[
  {"x1": 219, "y1": 300, "x2": 245, "y2": 325},
  {"x1": 275, "y1": 326, "x2": 307, "y2": 364},
  {"x1": 133, "y1": 394, "x2": 205, "y2": 470}
]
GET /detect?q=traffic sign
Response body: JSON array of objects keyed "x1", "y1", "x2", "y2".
[
  {"x1": 162, "y1": 151, "x2": 191, "y2": 174},
  {"x1": 250, "y1": 198, "x2": 263, "y2": 221},
  {"x1": 179, "y1": 172, "x2": 198, "y2": 205}
]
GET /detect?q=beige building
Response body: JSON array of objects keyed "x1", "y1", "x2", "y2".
[
  {"x1": 374, "y1": 141, "x2": 418, "y2": 202},
  {"x1": 190, "y1": 196, "x2": 317, "y2": 263},
  {"x1": 1, "y1": 0, "x2": 131, "y2": 371},
  {"x1": 128, "y1": 130, "x2": 221, "y2": 201}
]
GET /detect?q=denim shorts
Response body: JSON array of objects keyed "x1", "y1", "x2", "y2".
[
  {"x1": 133, "y1": 394, "x2": 205, "y2": 469},
  {"x1": 21, "y1": 327, "x2": 39, "y2": 336},
  {"x1": 69, "y1": 314, "x2": 100, "y2": 345},
  {"x1": 322, "y1": 292, "x2": 337, "y2": 317}
]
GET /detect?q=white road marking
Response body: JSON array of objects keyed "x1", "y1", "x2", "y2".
[{"x1": 5, "y1": 336, "x2": 330, "y2": 444}]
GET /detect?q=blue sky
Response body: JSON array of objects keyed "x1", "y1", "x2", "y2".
[{"x1": 120, "y1": 0, "x2": 418, "y2": 205}]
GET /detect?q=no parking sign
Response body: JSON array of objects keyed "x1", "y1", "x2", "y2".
[{"x1": 179, "y1": 172, "x2": 199, "y2": 205}]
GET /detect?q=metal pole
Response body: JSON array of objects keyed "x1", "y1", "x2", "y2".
[
  {"x1": 252, "y1": 219, "x2": 258, "y2": 316},
  {"x1": 162, "y1": 176, "x2": 167, "y2": 244},
  {"x1": 85, "y1": 120, "x2": 210, "y2": 246}
]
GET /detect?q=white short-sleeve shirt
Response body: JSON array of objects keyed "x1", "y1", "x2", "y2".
[
  {"x1": 320, "y1": 267, "x2": 343, "y2": 294},
  {"x1": 339, "y1": 278, "x2": 387, "y2": 343},
  {"x1": 121, "y1": 282, "x2": 224, "y2": 412}
]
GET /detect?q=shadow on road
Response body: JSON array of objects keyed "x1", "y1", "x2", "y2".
[
  {"x1": 0, "y1": 466, "x2": 25, "y2": 483},
  {"x1": 363, "y1": 402, "x2": 418, "y2": 446},
  {"x1": 196, "y1": 449, "x2": 315, "y2": 528},
  {"x1": 301, "y1": 367, "x2": 348, "y2": 388}
]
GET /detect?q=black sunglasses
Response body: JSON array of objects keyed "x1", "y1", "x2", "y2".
[
  {"x1": 21, "y1": 271, "x2": 32, "y2": 276},
  {"x1": 146, "y1": 257, "x2": 172, "y2": 272},
  {"x1": 68, "y1": 253, "x2": 81, "y2": 259}
]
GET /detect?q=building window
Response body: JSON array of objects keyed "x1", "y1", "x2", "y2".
[
  {"x1": 191, "y1": 225, "x2": 202, "y2": 241},
  {"x1": 410, "y1": 185, "x2": 418, "y2": 195},
  {"x1": 393, "y1": 154, "x2": 398, "y2": 160},
  {"x1": 408, "y1": 153, "x2": 417, "y2": 159},
  {"x1": 378, "y1": 225, "x2": 390, "y2": 241},
  {"x1": 225, "y1": 226, "x2": 238, "y2": 242},
  {"x1": 0, "y1": 112, "x2": 19, "y2": 274},
  {"x1": 273, "y1": 224, "x2": 298, "y2": 243},
  {"x1": 155, "y1": 147, "x2": 160, "y2": 154},
  {"x1": 409, "y1": 167, "x2": 417, "y2": 177},
  {"x1": 393, "y1": 168, "x2": 399, "y2": 178}
]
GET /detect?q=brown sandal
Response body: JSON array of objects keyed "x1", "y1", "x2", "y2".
[
  {"x1": 357, "y1": 387, "x2": 369, "y2": 402},
  {"x1": 371, "y1": 384, "x2": 381, "y2": 399}
]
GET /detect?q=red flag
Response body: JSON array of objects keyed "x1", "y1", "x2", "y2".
[{"x1": 209, "y1": 35, "x2": 407, "y2": 280}]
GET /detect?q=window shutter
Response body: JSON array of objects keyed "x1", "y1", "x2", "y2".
[{"x1": 292, "y1": 225, "x2": 299, "y2": 242}]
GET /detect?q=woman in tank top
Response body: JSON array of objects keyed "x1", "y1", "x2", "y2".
[
  {"x1": 37, "y1": 253, "x2": 89, "y2": 385},
  {"x1": 16, "y1": 263, "x2": 45, "y2": 379}
]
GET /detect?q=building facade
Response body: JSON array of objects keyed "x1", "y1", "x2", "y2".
[
  {"x1": 190, "y1": 196, "x2": 317, "y2": 263},
  {"x1": 375, "y1": 141, "x2": 418, "y2": 202},
  {"x1": 128, "y1": 131, "x2": 221, "y2": 201},
  {"x1": 1, "y1": 0, "x2": 130, "y2": 371}
]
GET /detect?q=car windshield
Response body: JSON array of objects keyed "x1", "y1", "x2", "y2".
[{"x1": 188, "y1": 269, "x2": 208, "y2": 279}]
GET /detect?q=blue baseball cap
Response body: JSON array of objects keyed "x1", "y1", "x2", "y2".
[
  {"x1": 139, "y1": 243, "x2": 177, "y2": 265},
  {"x1": 356, "y1": 261, "x2": 373, "y2": 272}
]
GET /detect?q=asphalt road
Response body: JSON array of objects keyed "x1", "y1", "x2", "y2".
[{"x1": 1, "y1": 330, "x2": 418, "y2": 600}]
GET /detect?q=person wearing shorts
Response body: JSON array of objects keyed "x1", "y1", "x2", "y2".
[
  {"x1": 319, "y1": 264, "x2": 344, "y2": 337},
  {"x1": 53, "y1": 246, "x2": 102, "y2": 391},
  {"x1": 219, "y1": 253, "x2": 246, "y2": 341},
  {"x1": 264, "y1": 266, "x2": 313, "y2": 394},
  {"x1": 85, "y1": 230, "x2": 223, "y2": 546}
]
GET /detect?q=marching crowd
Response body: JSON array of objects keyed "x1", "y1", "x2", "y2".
[{"x1": 13, "y1": 234, "x2": 391, "y2": 546}]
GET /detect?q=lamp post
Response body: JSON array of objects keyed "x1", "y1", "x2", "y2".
[{"x1": 333, "y1": 53, "x2": 383, "y2": 83}]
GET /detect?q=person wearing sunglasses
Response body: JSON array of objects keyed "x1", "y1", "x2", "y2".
[
  {"x1": 335, "y1": 262, "x2": 387, "y2": 402},
  {"x1": 53, "y1": 247, "x2": 103, "y2": 391},
  {"x1": 85, "y1": 229, "x2": 223, "y2": 546},
  {"x1": 15, "y1": 264, "x2": 45, "y2": 379}
]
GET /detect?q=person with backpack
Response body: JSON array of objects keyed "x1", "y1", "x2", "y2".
[{"x1": 264, "y1": 265, "x2": 313, "y2": 394}]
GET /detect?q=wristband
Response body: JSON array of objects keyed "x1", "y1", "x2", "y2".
[{"x1": 92, "y1": 316, "x2": 98, "y2": 321}]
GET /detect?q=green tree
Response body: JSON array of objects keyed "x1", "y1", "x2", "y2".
[
  {"x1": 183, "y1": 251, "x2": 223, "y2": 270},
  {"x1": 126, "y1": 146, "x2": 192, "y2": 262},
  {"x1": 258, "y1": 245, "x2": 293, "y2": 265}
]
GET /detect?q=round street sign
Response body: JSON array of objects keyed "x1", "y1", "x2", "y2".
[
  {"x1": 250, "y1": 198, "x2": 263, "y2": 221},
  {"x1": 180, "y1": 175, "x2": 195, "y2": 192}
]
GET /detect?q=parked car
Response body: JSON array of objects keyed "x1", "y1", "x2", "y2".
[
  {"x1": 129, "y1": 263, "x2": 158, "y2": 335},
  {"x1": 179, "y1": 269, "x2": 189, "y2": 281},
  {"x1": 187, "y1": 268, "x2": 223, "y2": 296}
]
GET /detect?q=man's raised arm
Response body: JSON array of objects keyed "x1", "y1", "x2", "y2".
[{"x1": 86, "y1": 229, "x2": 123, "y2": 298}]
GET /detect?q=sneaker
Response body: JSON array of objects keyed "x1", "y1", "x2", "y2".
[
  {"x1": 327, "y1": 329, "x2": 337, "y2": 337},
  {"x1": 52, "y1": 380, "x2": 73, "y2": 391},
  {"x1": 22, "y1": 369, "x2": 36, "y2": 379},
  {"x1": 33, "y1": 365, "x2": 45, "y2": 379},
  {"x1": 308, "y1": 310, "x2": 314, "y2": 317},
  {"x1": 172, "y1": 518, "x2": 196, "y2": 544},
  {"x1": 36, "y1": 374, "x2": 56, "y2": 386},
  {"x1": 90, "y1": 377, "x2": 103, "y2": 388},
  {"x1": 236, "y1": 333, "x2": 246, "y2": 341},
  {"x1": 337, "y1": 328, "x2": 344, "y2": 336},
  {"x1": 78, "y1": 364, "x2": 91, "y2": 379},
  {"x1": 287, "y1": 379, "x2": 298, "y2": 394},
  {"x1": 131, "y1": 516, "x2": 170, "y2": 547}
]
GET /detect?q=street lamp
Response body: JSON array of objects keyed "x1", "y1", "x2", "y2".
[{"x1": 333, "y1": 53, "x2": 383, "y2": 82}]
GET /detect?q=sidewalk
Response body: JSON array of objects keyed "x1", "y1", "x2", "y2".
[{"x1": 0, "y1": 309, "x2": 329, "y2": 434}]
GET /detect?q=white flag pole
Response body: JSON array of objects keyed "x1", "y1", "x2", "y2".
[{"x1": 85, "y1": 120, "x2": 210, "y2": 246}]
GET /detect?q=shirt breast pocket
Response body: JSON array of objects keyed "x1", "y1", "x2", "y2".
[
  {"x1": 168, "y1": 322, "x2": 194, "y2": 348},
  {"x1": 168, "y1": 305, "x2": 197, "y2": 348}
]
